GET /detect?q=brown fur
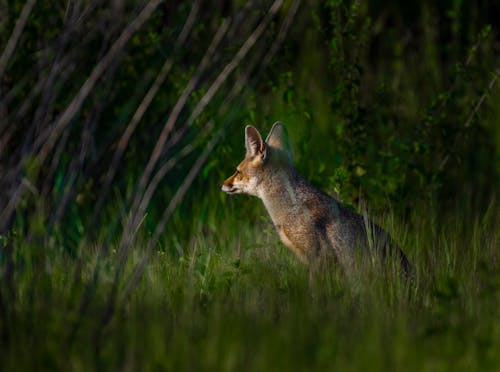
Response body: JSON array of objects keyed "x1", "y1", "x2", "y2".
[{"x1": 222, "y1": 122, "x2": 410, "y2": 274}]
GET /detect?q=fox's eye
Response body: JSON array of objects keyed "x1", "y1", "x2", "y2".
[{"x1": 235, "y1": 170, "x2": 240, "y2": 174}]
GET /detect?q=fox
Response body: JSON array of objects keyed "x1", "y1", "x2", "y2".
[{"x1": 221, "y1": 122, "x2": 410, "y2": 276}]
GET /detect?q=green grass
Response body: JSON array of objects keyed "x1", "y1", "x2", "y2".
[
  {"x1": 1, "y1": 193, "x2": 498, "y2": 371},
  {"x1": 1, "y1": 1, "x2": 499, "y2": 370}
]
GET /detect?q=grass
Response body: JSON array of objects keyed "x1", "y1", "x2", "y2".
[
  {"x1": 1, "y1": 2, "x2": 498, "y2": 371},
  {"x1": 1, "y1": 191, "x2": 498, "y2": 371}
]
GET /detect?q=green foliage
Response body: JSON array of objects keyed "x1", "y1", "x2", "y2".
[
  {"x1": 314, "y1": 1, "x2": 498, "y2": 210},
  {"x1": 245, "y1": 1, "x2": 499, "y2": 214},
  {"x1": 1, "y1": 1, "x2": 499, "y2": 369}
]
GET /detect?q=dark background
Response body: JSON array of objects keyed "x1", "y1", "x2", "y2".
[{"x1": 0, "y1": 2, "x2": 499, "y2": 369}]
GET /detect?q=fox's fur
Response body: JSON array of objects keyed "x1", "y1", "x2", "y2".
[{"x1": 221, "y1": 122, "x2": 410, "y2": 275}]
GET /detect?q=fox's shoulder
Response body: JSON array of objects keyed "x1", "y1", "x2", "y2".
[{"x1": 292, "y1": 178, "x2": 341, "y2": 218}]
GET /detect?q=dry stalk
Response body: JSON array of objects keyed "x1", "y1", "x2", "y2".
[
  {"x1": 464, "y1": 69, "x2": 499, "y2": 128},
  {"x1": 0, "y1": 0, "x2": 37, "y2": 79},
  {"x1": 0, "y1": 0, "x2": 163, "y2": 232},
  {"x1": 34, "y1": 0, "x2": 164, "y2": 165},
  {"x1": 93, "y1": 0, "x2": 202, "y2": 219},
  {"x1": 118, "y1": 17, "x2": 231, "y2": 253}
]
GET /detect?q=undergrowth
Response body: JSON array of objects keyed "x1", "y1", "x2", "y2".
[{"x1": 0, "y1": 195, "x2": 498, "y2": 371}]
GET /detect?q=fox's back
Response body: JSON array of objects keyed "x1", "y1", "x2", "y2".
[{"x1": 261, "y1": 172, "x2": 367, "y2": 261}]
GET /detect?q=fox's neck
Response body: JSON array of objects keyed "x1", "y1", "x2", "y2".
[{"x1": 258, "y1": 167, "x2": 302, "y2": 226}]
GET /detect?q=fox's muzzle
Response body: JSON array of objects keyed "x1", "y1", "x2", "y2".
[
  {"x1": 221, "y1": 183, "x2": 238, "y2": 194},
  {"x1": 221, "y1": 171, "x2": 240, "y2": 194}
]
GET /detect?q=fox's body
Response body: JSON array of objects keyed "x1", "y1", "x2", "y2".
[{"x1": 222, "y1": 122, "x2": 409, "y2": 273}]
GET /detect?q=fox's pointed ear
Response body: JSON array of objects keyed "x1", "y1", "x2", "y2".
[
  {"x1": 245, "y1": 125, "x2": 265, "y2": 158},
  {"x1": 265, "y1": 122, "x2": 291, "y2": 159}
]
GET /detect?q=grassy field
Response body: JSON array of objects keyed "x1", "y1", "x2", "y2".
[
  {"x1": 1, "y1": 191, "x2": 498, "y2": 371},
  {"x1": 1, "y1": 1, "x2": 499, "y2": 371}
]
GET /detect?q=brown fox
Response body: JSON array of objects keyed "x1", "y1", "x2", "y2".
[{"x1": 221, "y1": 122, "x2": 410, "y2": 275}]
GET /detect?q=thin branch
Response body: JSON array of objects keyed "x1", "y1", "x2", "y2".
[
  {"x1": 0, "y1": 0, "x2": 37, "y2": 79},
  {"x1": 439, "y1": 68, "x2": 499, "y2": 171},
  {"x1": 92, "y1": 0, "x2": 202, "y2": 220},
  {"x1": 261, "y1": 0, "x2": 300, "y2": 68},
  {"x1": 0, "y1": 0, "x2": 163, "y2": 231},
  {"x1": 121, "y1": 124, "x2": 222, "y2": 298},
  {"x1": 34, "y1": 0, "x2": 163, "y2": 165},
  {"x1": 49, "y1": 105, "x2": 99, "y2": 231},
  {"x1": 118, "y1": 16, "x2": 231, "y2": 252},
  {"x1": 186, "y1": 0, "x2": 283, "y2": 125},
  {"x1": 464, "y1": 69, "x2": 499, "y2": 128},
  {"x1": 1, "y1": 51, "x2": 75, "y2": 136},
  {"x1": 30, "y1": 0, "x2": 92, "y2": 141},
  {"x1": 136, "y1": 122, "x2": 215, "y2": 230}
]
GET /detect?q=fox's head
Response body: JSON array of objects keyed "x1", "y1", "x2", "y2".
[{"x1": 221, "y1": 122, "x2": 291, "y2": 197}]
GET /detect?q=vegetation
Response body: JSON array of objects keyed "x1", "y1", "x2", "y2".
[{"x1": 0, "y1": 1, "x2": 499, "y2": 370}]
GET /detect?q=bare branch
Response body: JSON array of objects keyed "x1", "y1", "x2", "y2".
[
  {"x1": 0, "y1": 0, "x2": 163, "y2": 232},
  {"x1": 0, "y1": 0, "x2": 37, "y2": 79},
  {"x1": 34, "y1": 0, "x2": 164, "y2": 165},
  {"x1": 118, "y1": 17, "x2": 231, "y2": 252},
  {"x1": 93, "y1": 0, "x2": 202, "y2": 219},
  {"x1": 186, "y1": 0, "x2": 283, "y2": 124},
  {"x1": 464, "y1": 69, "x2": 499, "y2": 128}
]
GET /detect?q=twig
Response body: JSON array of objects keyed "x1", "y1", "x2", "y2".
[
  {"x1": 464, "y1": 69, "x2": 499, "y2": 128},
  {"x1": 119, "y1": 17, "x2": 231, "y2": 252},
  {"x1": 29, "y1": 0, "x2": 94, "y2": 144},
  {"x1": 121, "y1": 124, "x2": 221, "y2": 298},
  {"x1": 34, "y1": 0, "x2": 163, "y2": 165},
  {"x1": 0, "y1": 0, "x2": 37, "y2": 79},
  {"x1": 438, "y1": 68, "x2": 499, "y2": 172},
  {"x1": 49, "y1": 106, "x2": 99, "y2": 230},
  {"x1": 186, "y1": 0, "x2": 283, "y2": 124},
  {"x1": 0, "y1": 0, "x2": 163, "y2": 232},
  {"x1": 92, "y1": 0, "x2": 202, "y2": 220},
  {"x1": 261, "y1": 0, "x2": 300, "y2": 68}
]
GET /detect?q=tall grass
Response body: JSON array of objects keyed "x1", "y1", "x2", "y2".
[
  {"x1": 1, "y1": 188, "x2": 498, "y2": 371},
  {"x1": 1, "y1": 1, "x2": 499, "y2": 371}
]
